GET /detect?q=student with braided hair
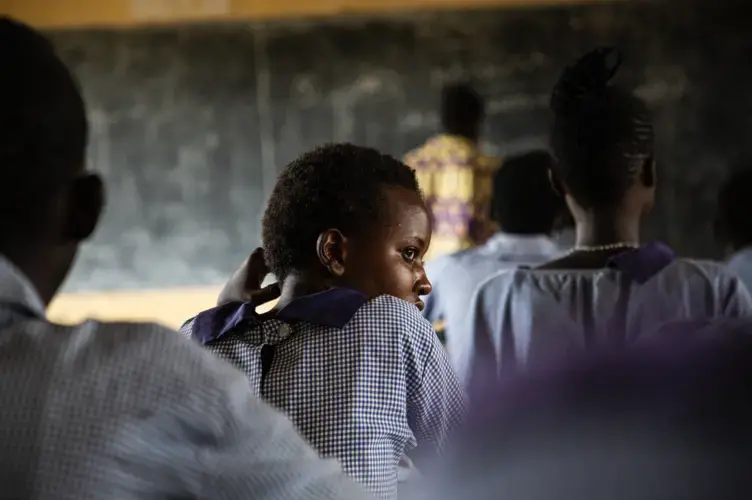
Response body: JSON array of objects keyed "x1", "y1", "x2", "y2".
[{"x1": 460, "y1": 48, "x2": 752, "y2": 387}]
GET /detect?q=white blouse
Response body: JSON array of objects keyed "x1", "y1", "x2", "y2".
[{"x1": 461, "y1": 259, "x2": 752, "y2": 385}]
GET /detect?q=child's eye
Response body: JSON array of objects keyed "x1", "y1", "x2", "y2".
[{"x1": 401, "y1": 248, "x2": 418, "y2": 263}]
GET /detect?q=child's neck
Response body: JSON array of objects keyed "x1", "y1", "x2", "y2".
[{"x1": 273, "y1": 273, "x2": 331, "y2": 313}]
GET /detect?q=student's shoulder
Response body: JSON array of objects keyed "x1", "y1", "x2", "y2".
[
  {"x1": 78, "y1": 318, "x2": 188, "y2": 346},
  {"x1": 72, "y1": 318, "x2": 182, "y2": 349},
  {"x1": 68, "y1": 319, "x2": 244, "y2": 388},
  {"x1": 352, "y1": 295, "x2": 434, "y2": 337},
  {"x1": 668, "y1": 258, "x2": 740, "y2": 283},
  {"x1": 476, "y1": 267, "x2": 535, "y2": 294},
  {"x1": 477, "y1": 154, "x2": 502, "y2": 172},
  {"x1": 431, "y1": 247, "x2": 493, "y2": 276},
  {"x1": 424, "y1": 253, "x2": 457, "y2": 280},
  {"x1": 357, "y1": 294, "x2": 428, "y2": 320}
]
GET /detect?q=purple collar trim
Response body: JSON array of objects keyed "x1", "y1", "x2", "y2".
[
  {"x1": 189, "y1": 287, "x2": 369, "y2": 345},
  {"x1": 606, "y1": 241, "x2": 676, "y2": 284}
]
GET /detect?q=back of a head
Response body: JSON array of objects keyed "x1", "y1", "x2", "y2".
[
  {"x1": 440, "y1": 84, "x2": 484, "y2": 140},
  {"x1": 262, "y1": 143, "x2": 420, "y2": 280},
  {"x1": 716, "y1": 165, "x2": 752, "y2": 250},
  {"x1": 550, "y1": 48, "x2": 654, "y2": 210},
  {"x1": 436, "y1": 333, "x2": 752, "y2": 500},
  {"x1": 0, "y1": 17, "x2": 87, "y2": 240},
  {"x1": 492, "y1": 150, "x2": 561, "y2": 235}
]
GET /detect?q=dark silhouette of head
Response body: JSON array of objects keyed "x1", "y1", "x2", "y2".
[
  {"x1": 440, "y1": 84, "x2": 484, "y2": 141},
  {"x1": 0, "y1": 17, "x2": 104, "y2": 305},
  {"x1": 492, "y1": 150, "x2": 562, "y2": 236},
  {"x1": 715, "y1": 165, "x2": 752, "y2": 254},
  {"x1": 549, "y1": 48, "x2": 655, "y2": 226}
]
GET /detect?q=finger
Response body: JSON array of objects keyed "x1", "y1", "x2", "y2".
[
  {"x1": 249, "y1": 282, "x2": 281, "y2": 307},
  {"x1": 245, "y1": 247, "x2": 268, "y2": 290}
]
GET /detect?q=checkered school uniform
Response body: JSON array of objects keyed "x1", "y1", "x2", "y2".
[{"x1": 182, "y1": 288, "x2": 467, "y2": 499}]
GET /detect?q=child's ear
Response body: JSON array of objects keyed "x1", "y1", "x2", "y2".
[{"x1": 316, "y1": 229, "x2": 347, "y2": 277}]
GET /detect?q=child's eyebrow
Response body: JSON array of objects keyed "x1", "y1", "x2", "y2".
[{"x1": 401, "y1": 236, "x2": 427, "y2": 248}]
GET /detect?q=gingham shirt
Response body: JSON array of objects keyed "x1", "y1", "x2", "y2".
[
  {"x1": 0, "y1": 255, "x2": 369, "y2": 500},
  {"x1": 182, "y1": 288, "x2": 467, "y2": 499}
]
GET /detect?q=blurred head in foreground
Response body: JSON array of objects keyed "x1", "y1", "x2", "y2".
[
  {"x1": 434, "y1": 328, "x2": 752, "y2": 500},
  {"x1": 0, "y1": 17, "x2": 103, "y2": 305}
]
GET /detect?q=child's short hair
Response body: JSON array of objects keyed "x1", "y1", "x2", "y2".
[{"x1": 262, "y1": 143, "x2": 421, "y2": 279}]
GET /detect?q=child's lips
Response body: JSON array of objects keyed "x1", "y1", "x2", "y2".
[{"x1": 413, "y1": 299, "x2": 425, "y2": 311}]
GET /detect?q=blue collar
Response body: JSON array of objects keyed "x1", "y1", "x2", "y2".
[
  {"x1": 190, "y1": 287, "x2": 370, "y2": 345},
  {"x1": 606, "y1": 241, "x2": 676, "y2": 284}
]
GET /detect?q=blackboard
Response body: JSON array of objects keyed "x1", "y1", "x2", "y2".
[{"x1": 48, "y1": 0, "x2": 752, "y2": 291}]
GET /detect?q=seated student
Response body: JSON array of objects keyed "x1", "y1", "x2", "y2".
[
  {"x1": 716, "y1": 166, "x2": 752, "y2": 292},
  {"x1": 463, "y1": 48, "x2": 752, "y2": 385},
  {"x1": 182, "y1": 144, "x2": 466, "y2": 499},
  {"x1": 422, "y1": 150, "x2": 564, "y2": 379}
]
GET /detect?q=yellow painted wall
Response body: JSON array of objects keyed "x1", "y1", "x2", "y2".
[
  {"x1": 48, "y1": 286, "x2": 278, "y2": 330},
  {"x1": 3, "y1": 0, "x2": 612, "y2": 29}
]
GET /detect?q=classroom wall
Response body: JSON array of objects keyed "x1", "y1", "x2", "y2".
[
  {"x1": 44, "y1": 0, "x2": 751, "y2": 324},
  {"x1": 5, "y1": 0, "x2": 610, "y2": 28}
]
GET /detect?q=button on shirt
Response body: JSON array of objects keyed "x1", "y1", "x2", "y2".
[
  {"x1": 422, "y1": 232, "x2": 562, "y2": 381},
  {"x1": 0, "y1": 255, "x2": 369, "y2": 500},
  {"x1": 182, "y1": 289, "x2": 467, "y2": 499}
]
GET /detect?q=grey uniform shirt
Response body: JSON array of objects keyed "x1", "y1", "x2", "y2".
[
  {"x1": 0, "y1": 255, "x2": 370, "y2": 500},
  {"x1": 464, "y1": 259, "x2": 752, "y2": 385}
]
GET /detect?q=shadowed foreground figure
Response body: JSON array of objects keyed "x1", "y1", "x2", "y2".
[
  {"x1": 0, "y1": 16, "x2": 369, "y2": 500},
  {"x1": 431, "y1": 330, "x2": 752, "y2": 500}
]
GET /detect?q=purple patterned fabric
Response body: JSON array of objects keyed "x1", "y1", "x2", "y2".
[{"x1": 431, "y1": 200, "x2": 474, "y2": 225}]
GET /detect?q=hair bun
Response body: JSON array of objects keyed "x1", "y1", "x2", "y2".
[{"x1": 551, "y1": 47, "x2": 623, "y2": 117}]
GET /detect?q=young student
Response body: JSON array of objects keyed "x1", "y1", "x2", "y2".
[
  {"x1": 716, "y1": 166, "x2": 752, "y2": 293},
  {"x1": 462, "y1": 48, "x2": 752, "y2": 385},
  {"x1": 0, "y1": 16, "x2": 369, "y2": 500},
  {"x1": 423, "y1": 150, "x2": 564, "y2": 379},
  {"x1": 182, "y1": 144, "x2": 466, "y2": 499},
  {"x1": 404, "y1": 84, "x2": 500, "y2": 260}
]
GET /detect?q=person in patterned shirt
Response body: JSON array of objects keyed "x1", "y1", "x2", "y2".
[
  {"x1": 182, "y1": 144, "x2": 467, "y2": 499},
  {"x1": 404, "y1": 84, "x2": 501, "y2": 261}
]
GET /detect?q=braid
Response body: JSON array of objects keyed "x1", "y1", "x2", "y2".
[{"x1": 550, "y1": 48, "x2": 654, "y2": 209}]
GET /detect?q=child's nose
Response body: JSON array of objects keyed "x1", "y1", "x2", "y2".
[{"x1": 416, "y1": 275, "x2": 432, "y2": 296}]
